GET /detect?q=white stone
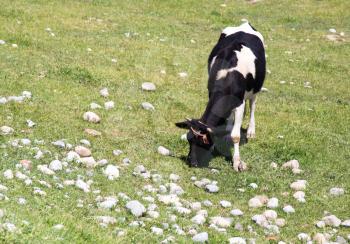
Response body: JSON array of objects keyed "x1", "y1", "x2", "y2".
[
  {"x1": 178, "y1": 72, "x2": 188, "y2": 78},
  {"x1": 264, "y1": 224, "x2": 280, "y2": 235},
  {"x1": 191, "y1": 214, "x2": 206, "y2": 225},
  {"x1": 202, "y1": 200, "x2": 213, "y2": 207},
  {"x1": 97, "y1": 216, "x2": 116, "y2": 225},
  {"x1": 323, "y1": 215, "x2": 341, "y2": 227},
  {"x1": 252, "y1": 215, "x2": 268, "y2": 227},
  {"x1": 174, "y1": 206, "x2": 191, "y2": 215},
  {"x1": 290, "y1": 180, "x2": 307, "y2": 191},
  {"x1": 329, "y1": 187, "x2": 345, "y2": 196},
  {"x1": 0, "y1": 40, "x2": 5, "y2": 45},
  {"x1": 148, "y1": 210, "x2": 159, "y2": 219},
  {"x1": 275, "y1": 218, "x2": 286, "y2": 227},
  {"x1": 99, "y1": 88, "x2": 109, "y2": 97},
  {"x1": 90, "y1": 102, "x2": 102, "y2": 109},
  {"x1": 230, "y1": 209, "x2": 243, "y2": 216},
  {"x1": 169, "y1": 183, "x2": 184, "y2": 195},
  {"x1": 75, "y1": 179, "x2": 90, "y2": 192},
  {"x1": 298, "y1": 233, "x2": 311, "y2": 241},
  {"x1": 249, "y1": 183, "x2": 258, "y2": 189},
  {"x1": 0, "y1": 184, "x2": 8, "y2": 192},
  {"x1": 142, "y1": 82, "x2": 156, "y2": 91},
  {"x1": 190, "y1": 202, "x2": 201, "y2": 211},
  {"x1": 229, "y1": 237, "x2": 246, "y2": 244},
  {"x1": 329, "y1": 28, "x2": 336, "y2": 33},
  {"x1": 49, "y1": 160, "x2": 63, "y2": 171},
  {"x1": 33, "y1": 187, "x2": 46, "y2": 196},
  {"x1": 113, "y1": 149, "x2": 123, "y2": 156},
  {"x1": 79, "y1": 157, "x2": 96, "y2": 168},
  {"x1": 220, "y1": 200, "x2": 232, "y2": 208},
  {"x1": 158, "y1": 146, "x2": 170, "y2": 156},
  {"x1": 158, "y1": 194, "x2": 179, "y2": 205},
  {"x1": 341, "y1": 219, "x2": 350, "y2": 227},
  {"x1": 103, "y1": 165, "x2": 119, "y2": 180},
  {"x1": 151, "y1": 226, "x2": 163, "y2": 235},
  {"x1": 264, "y1": 210, "x2": 278, "y2": 220},
  {"x1": 26, "y1": 119, "x2": 36, "y2": 128},
  {"x1": 282, "y1": 159, "x2": 299, "y2": 169},
  {"x1": 83, "y1": 111, "x2": 101, "y2": 123},
  {"x1": 3, "y1": 170, "x2": 14, "y2": 179},
  {"x1": 169, "y1": 173, "x2": 180, "y2": 182},
  {"x1": 1, "y1": 126, "x2": 14, "y2": 135},
  {"x1": 206, "y1": 184, "x2": 219, "y2": 193},
  {"x1": 267, "y1": 197, "x2": 279, "y2": 208},
  {"x1": 316, "y1": 220, "x2": 326, "y2": 228},
  {"x1": 15, "y1": 171, "x2": 27, "y2": 180},
  {"x1": 126, "y1": 200, "x2": 146, "y2": 217},
  {"x1": 52, "y1": 140, "x2": 65, "y2": 148},
  {"x1": 313, "y1": 233, "x2": 327, "y2": 243},
  {"x1": 141, "y1": 102, "x2": 155, "y2": 111},
  {"x1": 192, "y1": 232, "x2": 208, "y2": 243},
  {"x1": 53, "y1": 224, "x2": 64, "y2": 230},
  {"x1": 248, "y1": 197, "x2": 263, "y2": 208},
  {"x1": 104, "y1": 101, "x2": 115, "y2": 110},
  {"x1": 3, "y1": 223, "x2": 16, "y2": 232},
  {"x1": 283, "y1": 205, "x2": 295, "y2": 213},
  {"x1": 0, "y1": 97, "x2": 7, "y2": 104},
  {"x1": 210, "y1": 216, "x2": 233, "y2": 228},
  {"x1": 98, "y1": 197, "x2": 117, "y2": 209}
]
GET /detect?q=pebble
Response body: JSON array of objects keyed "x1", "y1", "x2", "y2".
[
  {"x1": 248, "y1": 197, "x2": 263, "y2": 208},
  {"x1": 283, "y1": 205, "x2": 295, "y2": 213},
  {"x1": 174, "y1": 206, "x2": 191, "y2": 215},
  {"x1": 3, "y1": 169, "x2": 14, "y2": 179},
  {"x1": 83, "y1": 111, "x2": 101, "y2": 123},
  {"x1": 158, "y1": 146, "x2": 170, "y2": 156},
  {"x1": 151, "y1": 226, "x2": 163, "y2": 235},
  {"x1": 313, "y1": 233, "x2": 327, "y2": 243},
  {"x1": 229, "y1": 237, "x2": 246, "y2": 244},
  {"x1": 205, "y1": 184, "x2": 219, "y2": 193},
  {"x1": 53, "y1": 224, "x2": 64, "y2": 230},
  {"x1": 1, "y1": 126, "x2": 14, "y2": 135},
  {"x1": 290, "y1": 180, "x2": 307, "y2": 191},
  {"x1": 100, "y1": 88, "x2": 109, "y2": 97},
  {"x1": 0, "y1": 184, "x2": 8, "y2": 192},
  {"x1": 275, "y1": 218, "x2": 286, "y2": 227},
  {"x1": 84, "y1": 128, "x2": 102, "y2": 136},
  {"x1": 0, "y1": 40, "x2": 5, "y2": 45},
  {"x1": 263, "y1": 210, "x2": 278, "y2": 220},
  {"x1": 141, "y1": 102, "x2": 155, "y2": 111},
  {"x1": 104, "y1": 101, "x2": 114, "y2": 110},
  {"x1": 113, "y1": 149, "x2": 123, "y2": 156},
  {"x1": 49, "y1": 160, "x2": 63, "y2": 171},
  {"x1": 75, "y1": 179, "x2": 90, "y2": 192},
  {"x1": 0, "y1": 97, "x2": 7, "y2": 104},
  {"x1": 26, "y1": 119, "x2": 36, "y2": 128},
  {"x1": 316, "y1": 220, "x2": 326, "y2": 228},
  {"x1": 98, "y1": 197, "x2": 118, "y2": 209},
  {"x1": 190, "y1": 202, "x2": 201, "y2": 211},
  {"x1": 329, "y1": 28, "x2": 337, "y2": 33},
  {"x1": 220, "y1": 200, "x2": 232, "y2": 208},
  {"x1": 97, "y1": 216, "x2": 116, "y2": 225},
  {"x1": 191, "y1": 214, "x2": 206, "y2": 225},
  {"x1": 192, "y1": 232, "x2": 208, "y2": 243},
  {"x1": 298, "y1": 233, "x2": 311, "y2": 241},
  {"x1": 3, "y1": 223, "x2": 16, "y2": 232},
  {"x1": 249, "y1": 183, "x2": 258, "y2": 189},
  {"x1": 178, "y1": 72, "x2": 188, "y2": 78},
  {"x1": 142, "y1": 82, "x2": 156, "y2": 91},
  {"x1": 148, "y1": 211, "x2": 159, "y2": 219},
  {"x1": 267, "y1": 197, "x2": 279, "y2": 208},
  {"x1": 329, "y1": 187, "x2": 344, "y2": 196},
  {"x1": 230, "y1": 209, "x2": 244, "y2": 216},
  {"x1": 210, "y1": 216, "x2": 233, "y2": 228},
  {"x1": 79, "y1": 156, "x2": 96, "y2": 168},
  {"x1": 126, "y1": 200, "x2": 146, "y2": 217},
  {"x1": 202, "y1": 200, "x2": 213, "y2": 207},
  {"x1": 103, "y1": 165, "x2": 119, "y2": 180},
  {"x1": 323, "y1": 215, "x2": 341, "y2": 227},
  {"x1": 169, "y1": 173, "x2": 180, "y2": 182},
  {"x1": 282, "y1": 159, "x2": 299, "y2": 169},
  {"x1": 341, "y1": 219, "x2": 350, "y2": 227},
  {"x1": 90, "y1": 102, "x2": 102, "y2": 109},
  {"x1": 293, "y1": 191, "x2": 305, "y2": 202}
]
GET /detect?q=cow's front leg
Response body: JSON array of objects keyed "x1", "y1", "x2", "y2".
[
  {"x1": 231, "y1": 101, "x2": 247, "y2": 172},
  {"x1": 247, "y1": 95, "x2": 256, "y2": 138}
]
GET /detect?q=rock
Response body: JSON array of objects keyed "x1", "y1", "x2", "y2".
[
  {"x1": 293, "y1": 191, "x2": 305, "y2": 202},
  {"x1": 275, "y1": 218, "x2": 286, "y2": 227},
  {"x1": 90, "y1": 102, "x2": 102, "y2": 109},
  {"x1": 249, "y1": 183, "x2": 258, "y2": 189},
  {"x1": 202, "y1": 200, "x2": 213, "y2": 207},
  {"x1": 329, "y1": 187, "x2": 345, "y2": 196},
  {"x1": 192, "y1": 232, "x2": 208, "y2": 243},
  {"x1": 98, "y1": 197, "x2": 117, "y2": 209},
  {"x1": 248, "y1": 197, "x2": 263, "y2": 208},
  {"x1": 297, "y1": 233, "x2": 310, "y2": 241},
  {"x1": 267, "y1": 197, "x2": 279, "y2": 208},
  {"x1": 84, "y1": 128, "x2": 102, "y2": 136},
  {"x1": 178, "y1": 72, "x2": 188, "y2": 78},
  {"x1": 142, "y1": 82, "x2": 156, "y2": 91},
  {"x1": 97, "y1": 216, "x2": 116, "y2": 225},
  {"x1": 174, "y1": 206, "x2": 191, "y2": 215},
  {"x1": 75, "y1": 179, "x2": 90, "y2": 192},
  {"x1": 292, "y1": 168, "x2": 302, "y2": 174},
  {"x1": 282, "y1": 159, "x2": 299, "y2": 169},
  {"x1": 100, "y1": 88, "x2": 109, "y2": 97},
  {"x1": 206, "y1": 184, "x2": 219, "y2": 193},
  {"x1": 323, "y1": 215, "x2": 341, "y2": 227},
  {"x1": 251, "y1": 215, "x2": 268, "y2": 227},
  {"x1": 329, "y1": 28, "x2": 337, "y2": 33},
  {"x1": 341, "y1": 219, "x2": 350, "y2": 227},
  {"x1": 2, "y1": 223, "x2": 16, "y2": 232},
  {"x1": 126, "y1": 200, "x2": 146, "y2": 217},
  {"x1": 103, "y1": 165, "x2": 119, "y2": 180},
  {"x1": 264, "y1": 224, "x2": 280, "y2": 236},
  {"x1": 191, "y1": 214, "x2": 206, "y2": 225},
  {"x1": 142, "y1": 102, "x2": 155, "y2": 111},
  {"x1": 316, "y1": 220, "x2": 326, "y2": 228},
  {"x1": 49, "y1": 160, "x2": 63, "y2": 171},
  {"x1": 37, "y1": 165, "x2": 55, "y2": 175},
  {"x1": 66, "y1": 151, "x2": 80, "y2": 162},
  {"x1": 75, "y1": 146, "x2": 92, "y2": 157},
  {"x1": 270, "y1": 162, "x2": 278, "y2": 168},
  {"x1": 190, "y1": 202, "x2": 201, "y2": 211},
  {"x1": 210, "y1": 216, "x2": 233, "y2": 228},
  {"x1": 1, "y1": 126, "x2": 14, "y2": 135},
  {"x1": 158, "y1": 146, "x2": 170, "y2": 156},
  {"x1": 104, "y1": 101, "x2": 114, "y2": 110},
  {"x1": 83, "y1": 111, "x2": 101, "y2": 123},
  {"x1": 220, "y1": 200, "x2": 232, "y2": 208},
  {"x1": 151, "y1": 226, "x2": 163, "y2": 235},
  {"x1": 229, "y1": 237, "x2": 246, "y2": 244},
  {"x1": 79, "y1": 156, "x2": 96, "y2": 168},
  {"x1": 147, "y1": 210, "x2": 159, "y2": 219},
  {"x1": 133, "y1": 165, "x2": 146, "y2": 174},
  {"x1": 336, "y1": 236, "x2": 347, "y2": 244},
  {"x1": 290, "y1": 180, "x2": 307, "y2": 191},
  {"x1": 0, "y1": 97, "x2": 7, "y2": 104},
  {"x1": 169, "y1": 173, "x2": 180, "y2": 182},
  {"x1": 3, "y1": 170, "x2": 14, "y2": 179},
  {"x1": 263, "y1": 210, "x2": 278, "y2": 220},
  {"x1": 283, "y1": 205, "x2": 295, "y2": 213},
  {"x1": 113, "y1": 149, "x2": 123, "y2": 156},
  {"x1": 313, "y1": 233, "x2": 327, "y2": 244},
  {"x1": 26, "y1": 119, "x2": 36, "y2": 128},
  {"x1": 230, "y1": 209, "x2": 244, "y2": 216}
]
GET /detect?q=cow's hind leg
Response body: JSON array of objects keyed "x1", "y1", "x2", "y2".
[
  {"x1": 247, "y1": 95, "x2": 257, "y2": 138},
  {"x1": 231, "y1": 101, "x2": 247, "y2": 172}
]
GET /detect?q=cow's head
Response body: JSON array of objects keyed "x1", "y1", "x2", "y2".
[{"x1": 175, "y1": 119, "x2": 215, "y2": 167}]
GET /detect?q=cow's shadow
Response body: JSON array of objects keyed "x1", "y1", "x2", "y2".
[{"x1": 177, "y1": 128, "x2": 248, "y2": 168}]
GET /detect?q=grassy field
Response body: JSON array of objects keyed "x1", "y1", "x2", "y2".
[{"x1": 0, "y1": 0, "x2": 349, "y2": 243}]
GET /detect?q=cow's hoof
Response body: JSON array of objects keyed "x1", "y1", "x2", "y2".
[
  {"x1": 233, "y1": 157, "x2": 247, "y2": 172},
  {"x1": 247, "y1": 130, "x2": 256, "y2": 139}
]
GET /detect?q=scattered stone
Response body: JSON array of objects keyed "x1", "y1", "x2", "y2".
[
  {"x1": 49, "y1": 160, "x2": 63, "y2": 171},
  {"x1": 206, "y1": 184, "x2": 219, "y2": 193},
  {"x1": 3, "y1": 169, "x2": 14, "y2": 179},
  {"x1": 142, "y1": 82, "x2": 156, "y2": 91},
  {"x1": 103, "y1": 165, "x2": 119, "y2": 180},
  {"x1": 282, "y1": 159, "x2": 299, "y2": 169},
  {"x1": 142, "y1": 102, "x2": 155, "y2": 111},
  {"x1": 178, "y1": 72, "x2": 188, "y2": 78},
  {"x1": 229, "y1": 237, "x2": 246, "y2": 244},
  {"x1": 263, "y1": 210, "x2": 278, "y2": 220},
  {"x1": 293, "y1": 191, "x2": 305, "y2": 202},
  {"x1": 1, "y1": 126, "x2": 14, "y2": 135},
  {"x1": 313, "y1": 233, "x2": 327, "y2": 244},
  {"x1": 113, "y1": 149, "x2": 123, "y2": 156},
  {"x1": 249, "y1": 183, "x2": 258, "y2": 189},
  {"x1": 2, "y1": 223, "x2": 17, "y2": 232},
  {"x1": 283, "y1": 205, "x2": 295, "y2": 214},
  {"x1": 190, "y1": 202, "x2": 201, "y2": 211},
  {"x1": 202, "y1": 200, "x2": 213, "y2": 207},
  {"x1": 90, "y1": 102, "x2": 102, "y2": 109},
  {"x1": 126, "y1": 200, "x2": 146, "y2": 217},
  {"x1": 329, "y1": 187, "x2": 345, "y2": 196},
  {"x1": 230, "y1": 209, "x2": 243, "y2": 216},
  {"x1": 104, "y1": 101, "x2": 115, "y2": 110},
  {"x1": 53, "y1": 224, "x2": 64, "y2": 230},
  {"x1": 79, "y1": 157, "x2": 96, "y2": 168},
  {"x1": 252, "y1": 215, "x2": 268, "y2": 227},
  {"x1": 316, "y1": 220, "x2": 326, "y2": 228},
  {"x1": 191, "y1": 214, "x2": 206, "y2": 225},
  {"x1": 169, "y1": 173, "x2": 180, "y2": 182},
  {"x1": 83, "y1": 111, "x2": 101, "y2": 123},
  {"x1": 275, "y1": 218, "x2": 286, "y2": 227},
  {"x1": 341, "y1": 219, "x2": 350, "y2": 227},
  {"x1": 151, "y1": 226, "x2": 163, "y2": 235},
  {"x1": 267, "y1": 197, "x2": 279, "y2": 208},
  {"x1": 192, "y1": 232, "x2": 208, "y2": 243},
  {"x1": 174, "y1": 206, "x2": 191, "y2": 215},
  {"x1": 248, "y1": 197, "x2": 263, "y2": 208},
  {"x1": 26, "y1": 119, "x2": 36, "y2": 128},
  {"x1": 210, "y1": 216, "x2": 233, "y2": 228},
  {"x1": 75, "y1": 179, "x2": 90, "y2": 192},
  {"x1": 37, "y1": 165, "x2": 55, "y2": 175},
  {"x1": 158, "y1": 146, "x2": 170, "y2": 156},
  {"x1": 220, "y1": 200, "x2": 232, "y2": 208},
  {"x1": 290, "y1": 180, "x2": 307, "y2": 191},
  {"x1": 84, "y1": 128, "x2": 102, "y2": 136},
  {"x1": 148, "y1": 210, "x2": 159, "y2": 219},
  {"x1": 100, "y1": 88, "x2": 109, "y2": 97},
  {"x1": 323, "y1": 215, "x2": 341, "y2": 227},
  {"x1": 97, "y1": 216, "x2": 116, "y2": 225},
  {"x1": 98, "y1": 197, "x2": 117, "y2": 210}
]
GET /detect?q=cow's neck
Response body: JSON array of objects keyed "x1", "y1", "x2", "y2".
[{"x1": 200, "y1": 94, "x2": 229, "y2": 128}]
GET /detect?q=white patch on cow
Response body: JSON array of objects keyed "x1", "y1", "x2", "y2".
[
  {"x1": 222, "y1": 22, "x2": 264, "y2": 44},
  {"x1": 210, "y1": 56, "x2": 217, "y2": 71},
  {"x1": 216, "y1": 46, "x2": 256, "y2": 80}
]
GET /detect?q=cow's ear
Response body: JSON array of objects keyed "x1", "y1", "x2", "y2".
[{"x1": 175, "y1": 118, "x2": 192, "y2": 129}]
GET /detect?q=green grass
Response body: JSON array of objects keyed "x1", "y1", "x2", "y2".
[{"x1": 0, "y1": 0, "x2": 349, "y2": 243}]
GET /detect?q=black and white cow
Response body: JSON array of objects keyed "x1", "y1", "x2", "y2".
[{"x1": 176, "y1": 22, "x2": 266, "y2": 171}]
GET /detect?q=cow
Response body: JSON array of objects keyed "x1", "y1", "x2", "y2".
[{"x1": 176, "y1": 22, "x2": 266, "y2": 171}]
